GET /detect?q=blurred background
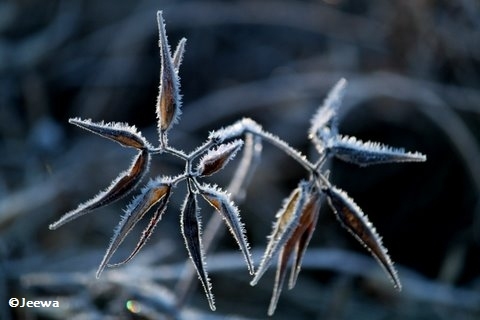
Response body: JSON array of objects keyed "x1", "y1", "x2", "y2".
[{"x1": 1, "y1": 0, "x2": 480, "y2": 319}]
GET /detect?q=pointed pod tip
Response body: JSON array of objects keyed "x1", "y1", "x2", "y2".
[
  {"x1": 204, "y1": 287, "x2": 216, "y2": 311},
  {"x1": 267, "y1": 307, "x2": 276, "y2": 317},
  {"x1": 391, "y1": 273, "x2": 402, "y2": 291},
  {"x1": 250, "y1": 272, "x2": 263, "y2": 286},
  {"x1": 332, "y1": 77, "x2": 348, "y2": 95},
  {"x1": 95, "y1": 261, "x2": 108, "y2": 278},
  {"x1": 156, "y1": 11, "x2": 165, "y2": 35},
  {"x1": 248, "y1": 265, "x2": 255, "y2": 276}
]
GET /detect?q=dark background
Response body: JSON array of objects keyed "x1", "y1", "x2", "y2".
[{"x1": 1, "y1": 0, "x2": 480, "y2": 319}]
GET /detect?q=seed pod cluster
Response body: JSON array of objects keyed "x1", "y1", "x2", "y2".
[{"x1": 49, "y1": 11, "x2": 426, "y2": 317}]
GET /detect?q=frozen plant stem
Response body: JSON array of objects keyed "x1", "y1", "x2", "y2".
[{"x1": 49, "y1": 10, "x2": 426, "y2": 316}]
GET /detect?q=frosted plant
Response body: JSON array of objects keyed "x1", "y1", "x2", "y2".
[{"x1": 49, "y1": 11, "x2": 426, "y2": 315}]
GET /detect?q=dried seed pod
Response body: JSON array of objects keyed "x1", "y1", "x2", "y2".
[
  {"x1": 69, "y1": 118, "x2": 149, "y2": 149},
  {"x1": 328, "y1": 135, "x2": 427, "y2": 167},
  {"x1": 172, "y1": 37, "x2": 187, "y2": 72},
  {"x1": 199, "y1": 184, "x2": 254, "y2": 274},
  {"x1": 110, "y1": 192, "x2": 169, "y2": 267},
  {"x1": 288, "y1": 192, "x2": 322, "y2": 289},
  {"x1": 267, "y1": 242, "x2": 292, "y2": 316},
  {"x1": 267, "y1": 191, "x2": 321, "y2": 316},
  {"x1": 156, "y1": 11, "x2": 182, "y2": 141},
  {"x1": 251, "y1": 180, "x2": 310, "y2": 286},
  {"x1": 181, "y1": 182, "x2": 215, "y2": 311},
  {"x1": 309, "y1": 78, "x2": 347, "y2": 140},
  {"x1": 49, "y1": 150, "x2": 150, "y2": 230},
  {"x1": 197, "y1": 140, "x2": 244, "y2": 177},
  {"x1": 96, "y1": 181, "x2": 171, "y2": 278},
  {"x1": 323, "y1": 186, "x2": 401, "y2": 290}
]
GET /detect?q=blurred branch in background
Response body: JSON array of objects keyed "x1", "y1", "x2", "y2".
[{"x1": 1, "y1": 0, "x2": 480, "y2": 319}]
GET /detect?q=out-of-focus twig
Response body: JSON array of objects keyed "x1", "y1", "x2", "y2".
[
  {"x1": 0, "y1": 1, "x2": 80, "y2": 72},
  {"x1": 18, "y1": 248, "x2": 480, "y2": 314}
]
